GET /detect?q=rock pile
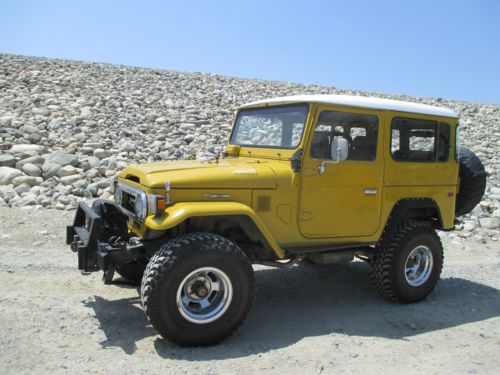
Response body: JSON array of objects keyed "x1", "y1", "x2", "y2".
[{"x1": 0, "y1": 54, "x2": 498, "y2": 239}]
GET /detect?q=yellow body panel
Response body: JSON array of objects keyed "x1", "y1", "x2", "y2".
[
  {"x1": 144, "y1": 202, "x2": 285, "y2": 258},
  {"x1": 116, "y1": 100, "x2": 460, "y2": 259}
]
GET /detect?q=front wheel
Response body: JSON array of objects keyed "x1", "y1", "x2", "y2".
[
  {"x1": 140, "y1": 233, "x2": 255, "y2": 346},
  {"x1": 371, "y1": 221, "x2": 443, "y2": 303}
]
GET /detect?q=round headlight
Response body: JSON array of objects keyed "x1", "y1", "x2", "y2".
[
  {"x1": 114, "y1": 185, "x2": 122, "y2": 205},
  {"x1": 134, "y1": 194, "x2": 147, "y2": 221}
]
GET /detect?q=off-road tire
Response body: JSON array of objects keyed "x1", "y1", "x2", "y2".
[
  {"x1": 115, "y1": 259, "x2": 147, "y2": 285},
  {"x1": 371, "y1": 221, "x2": 443, "y2": 303},
  {"x1": 456, "y1": 146, "x2": 486, "y2": 216},
  {"x1": 140, "y1": 233, "x2": 255, "y2": 346}
]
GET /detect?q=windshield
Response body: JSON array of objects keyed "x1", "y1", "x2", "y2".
[{"x1": 230, "y1": 104, "x2": 309, "y2": 149}]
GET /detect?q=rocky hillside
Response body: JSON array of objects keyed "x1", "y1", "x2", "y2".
[{"x1": 0, "y1": 54, "x2": 498, "y2": 240}]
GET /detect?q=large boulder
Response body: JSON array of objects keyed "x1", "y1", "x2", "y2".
[
  {"x1": 42, "y1": 163, "x2": 62, "y2": 178},
  {"x1": 22, "y1": 163, "x2": 43, "y2": 177},
  {"x1": 0, "y1": 167, "x2": 23, "y2": 185},
  {"x1": 12, "y1": 176, "x2": 41, "y2": 187},
  {"x1": 15, "y1": 155, "x2": 45, "y2": 169},
  {"x1": 45, "y1": 151, "x2": 78, "y2": 167},
  {"x1": 9, "y1": 144, "x2": 46, "y2": 154}
]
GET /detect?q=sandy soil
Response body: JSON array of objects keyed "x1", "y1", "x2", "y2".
[{"x1": 0, "y1": 207, "x2": 499, "y2": 374}]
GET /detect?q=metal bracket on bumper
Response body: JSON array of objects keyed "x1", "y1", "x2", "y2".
[{"x1": 66, "y1": 202, "x2": 145, "y2": 281}]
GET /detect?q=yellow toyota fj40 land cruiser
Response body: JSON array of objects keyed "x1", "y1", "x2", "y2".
[{"x1": 67, "y1": 95, "x2": 486, "y2": 346}]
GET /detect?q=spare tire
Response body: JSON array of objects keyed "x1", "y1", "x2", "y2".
[{"x1": 455, "y1": 147, "x2": 487, "y2": 216}]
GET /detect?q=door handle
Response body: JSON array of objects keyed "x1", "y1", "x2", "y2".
[{"x1": 364, "y1": 188, "x2": 378, "y2": 195}]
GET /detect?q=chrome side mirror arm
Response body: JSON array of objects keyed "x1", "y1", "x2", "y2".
[{"x1": 317, "y1": 158, "x2": 340, "y2": 175}]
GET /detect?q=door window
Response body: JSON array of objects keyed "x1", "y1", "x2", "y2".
[{"x1": 310, "y1": 110, "x2": 378, "y2": 161}]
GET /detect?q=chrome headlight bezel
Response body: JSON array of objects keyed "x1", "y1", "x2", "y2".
[
  {"x1": 134, "y1": 193, "x2": 147, "y2": 222},
  {"x1": 114, "y1": 184, "x2": 123, "y2": 205},
  {"x1": 115, "y1": 182, "x2": 147, "y2": 222}
]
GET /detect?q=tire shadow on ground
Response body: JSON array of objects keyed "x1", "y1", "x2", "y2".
[{"x1": 84, "y1": 262, "x2": 500, "y2": 358}]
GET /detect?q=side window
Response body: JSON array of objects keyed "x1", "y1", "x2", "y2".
[
  {"x1": 391, "y1": 118, "x2": 450, "y2": 162},
  {"x1": 310, "y1": 110, "x2": 378, "y2": 161}
]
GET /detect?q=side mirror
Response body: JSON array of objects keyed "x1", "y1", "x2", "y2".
[
  {"x1": 318, "y1": 138, "x2": 348, "y2": 175},
  {"x1": 331, "y1": 138, "x2": 348, "y2": 162}
]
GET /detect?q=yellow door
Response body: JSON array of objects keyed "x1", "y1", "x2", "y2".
[{"x1": 299, "y1": 105, "x2": 384, "y2": 238}]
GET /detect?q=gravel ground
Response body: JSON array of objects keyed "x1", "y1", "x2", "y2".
[{"x1": 0, "y1": 207, "x2": 499, "y2": 374}]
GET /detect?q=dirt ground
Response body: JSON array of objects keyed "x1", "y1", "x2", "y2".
[{"x1": 0, "y1": 207, "x2": 499, "y2": 375}]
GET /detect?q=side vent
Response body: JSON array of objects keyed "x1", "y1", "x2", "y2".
[{"x1": 256, "y1": 195, "x2": 271, "y2": 212}]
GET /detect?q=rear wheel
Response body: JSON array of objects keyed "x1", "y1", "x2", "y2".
[
  {"x1": 141, "y1": 233, "x2": 255, "y2": 346},
  {"x1": 371, "y1": 221, "x2": 443, "y2": 303}
]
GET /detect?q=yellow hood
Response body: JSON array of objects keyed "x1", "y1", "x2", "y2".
[{"x1": 119, "y1": 158, "x2": 279, "y2": 189}]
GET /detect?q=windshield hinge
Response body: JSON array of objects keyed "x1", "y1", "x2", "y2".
[{"x1": 291, "y1": 149, "x2": 303, "y2": 173}]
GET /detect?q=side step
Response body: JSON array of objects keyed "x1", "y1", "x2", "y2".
[
  {"x1": 307, "y1": 250, "x2": 356, "y2": 265},
  {"x1": 284, "y1": 244, "x2": 375, "y2": 265}
]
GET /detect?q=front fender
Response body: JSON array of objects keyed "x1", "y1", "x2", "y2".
[{"x1": 144, "y1": 202, "x2": 285, "y2": 258}]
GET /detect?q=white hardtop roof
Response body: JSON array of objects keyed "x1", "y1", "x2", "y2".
[{"x1": 239, "y1": 94, "x2": 458, "y2": 118}]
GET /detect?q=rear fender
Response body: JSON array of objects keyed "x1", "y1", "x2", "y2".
[{"x1": 144, "y1": 202, "x2": 285, "y2": 258}]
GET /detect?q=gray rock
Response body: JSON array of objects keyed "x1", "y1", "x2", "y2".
[
  {"x1": 85, "y1": 169, "x2": 100, "y2": 179},
  {"x1": 179, "y1": 123, "x2": 196, "y2": 131},
  {"x1": 16, "y1": 155, "x2": 45, "y2": 169},
  {"x1": 46, "y1": 151, "x2": 78, "y2": 167},
  {"x1": 119, "y1": 141, "x2": 136, "y2": 153},
  {"x1": 85, "y1": 183, "x2": 98, "y2": 197},
  {"x1": 84, "y1": 142, "x2": 105, "y2": 149},
  {"x1": 87, "y1": 156, "x2": 101, "y2": 168},
  {"x1": 93, "y1": 149, "x2": 111, "y2": 159},
  {"x1": 0, "y1": 167, "x2": 23, "y2": 185},
  {"x1": 22, "y1": 124, "x2": 40, "y2": 134},
  {"x1": 78, "y1": 147, "x2": 94, "y2": 155},
  {"x1": 60, "y1": 174, "x2": 83, "y2": 186},
  {"x1": 32, "y1": 108, "x2": 50, "y2": 117},
  {"x1": 57, "y1": 195, "x2": 71, "y2": 205},
  {"x1": 22, "y1": 163, "x2": 42, "y2": 177},
  {"x1": 58, "y1": 165, "x2": 79, "y2": 177},
  {"x1": 12, "y1": 176, "x2": 39, "y2": 187},
  {"x1": 462, "y1": 221, "x2": 476, "y2": 232},
  {"x1": 42, "y1": 163, "x2": 62, "y2": 178},
  {"x1": 0, "y1": 185, "x2": 17, "y2": 201},
  {"x1": 80, "y1": 106, "x2": 94, "y2": 118},
  {"x1": 479, "y1": 217, "x2": 499, "y2": 229},
  {"x1": 96, "y1": 180, "x2": 111, "y2": 189},
  {"x1": 14, "y1": 183, "x2": 31, "y2": 195},
  {"x1": 0, "y1": 154, "x2": 17, "y2": 167},
  {"x1": 21, "y1": 193, "x2": 37, "y2": 205},
  {"x1": 26, "y1": 133, "x2": 42, "y2": 144},
  {"x1": 9, "y1": 144, "x2": 46, "y2": 154}
]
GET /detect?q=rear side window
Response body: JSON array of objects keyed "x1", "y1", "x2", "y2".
[{"x1": 391, "y1": 117, "x2": 450, "y2": 162}]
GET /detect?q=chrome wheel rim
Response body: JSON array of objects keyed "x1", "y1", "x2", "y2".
[
  {"x1": 176, "y1": 267, "x2": 233, "y2": 324},
  {"x1": 405, "y1": 245, "x2": 433, "y2": 287}
]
